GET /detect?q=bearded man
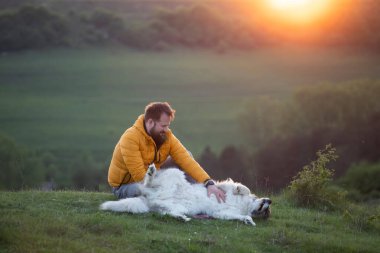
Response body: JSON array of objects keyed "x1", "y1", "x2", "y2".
[{"x1": 107, "y1": 102, "x2": 226, "y2": 202}]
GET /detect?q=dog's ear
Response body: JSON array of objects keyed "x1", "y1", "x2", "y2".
[{"x1": 233, "y1": 184, "x2": 251, "y2": 196}]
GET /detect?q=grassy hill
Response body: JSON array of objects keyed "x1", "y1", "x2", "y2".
[
  {"x1": 0, "y1": 191, "x2": 379, "y2": 253},
  {"x1": 1, "y1": 48, "x2": 380, "y2": 157},
  {"x1": 1, "y1": 47, "x2": 380, "y2": 190}
]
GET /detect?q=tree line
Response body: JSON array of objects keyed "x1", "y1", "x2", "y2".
[
  {"x1": 0, "y1": 134, "x2": 107, "y2": 191},
  {"x1": 0, "y1": 2, "x2": 380, "y2": 52}
]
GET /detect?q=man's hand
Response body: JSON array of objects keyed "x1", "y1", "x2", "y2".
[{"x1": 207, "y1": 185, "x2": 226, "y2": 203}]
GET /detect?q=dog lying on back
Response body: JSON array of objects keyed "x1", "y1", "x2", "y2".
[{"x1": 100, "y1": 165, "x2": 271, "y2": 226}]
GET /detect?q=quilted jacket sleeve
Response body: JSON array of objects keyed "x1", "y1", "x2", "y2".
[
  {"x1": 119, "y1": 131, "x2": 146, "y2": 182},
  {"x1": 169, "y1": 134, "x2": 210, "y2": 183}
]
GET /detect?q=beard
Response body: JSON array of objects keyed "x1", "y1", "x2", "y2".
[{"x1": 150, "y1": 127, "x2": 167, "y2": 148}]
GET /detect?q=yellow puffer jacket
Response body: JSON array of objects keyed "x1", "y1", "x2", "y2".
[{"x1": 108, "y1": 115, "x2": 211, "y2": 187}]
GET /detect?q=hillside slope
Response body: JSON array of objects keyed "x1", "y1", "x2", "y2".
[{"x1": 0, "y1": 191, "x2": 378, "y2": 253}]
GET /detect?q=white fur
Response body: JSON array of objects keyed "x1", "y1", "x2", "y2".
[{"x1": 100, "y1": 165, "x2": 271, "y2": 226}]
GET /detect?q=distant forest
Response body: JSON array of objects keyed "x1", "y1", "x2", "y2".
[{"x1": 0, "y1": 0, "x2": 380, "y2": 52}]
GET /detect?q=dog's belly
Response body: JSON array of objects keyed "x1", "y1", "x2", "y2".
[{"x1": 146, "y1": 183, "x2": 222, "y2": 215}]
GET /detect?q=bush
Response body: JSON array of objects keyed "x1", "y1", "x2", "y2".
[
  {"x1": 198, "y1": 145, "x2": 253, "y2": 188},
  {"x1": 339, "y1": 162, "x2": 380, "y2": 200},
  {"x1": 342, "y1": 203, "x2": 380, "y2": 232},
  {"x1": 0, "y1": 5, "x2": 68, "y2": 51},
  {"x1": 0, "y1": 134, "x2": 46, "y2": 189},
  {"x1": 83, "y1": 9, "x2": 125, "y2": 44},
  {"x1": 287, "y1": 145, "x2": 347, "y2": 211},
  {"x1": 151, "y1": 5, "x2": 229, "y2": 48},
  {"x1": 246, "y1": 80, "x2": 380, "y2": 190},
  {"x1": 70, "y1": 152, "x2": 105, "y2": 191}
]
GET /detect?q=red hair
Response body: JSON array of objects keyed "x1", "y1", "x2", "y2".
[{"x1": 144, "y1": 102, "x2": 175, "y2": 121}]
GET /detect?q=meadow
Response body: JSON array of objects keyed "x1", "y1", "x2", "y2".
[
  {"x1": 1, "y1": 2, "x2": 379, "y2": 251},
  {"x1": 1, "y1": 47, "x2": 380, "y2": 157},
  {"x1": 0, "y1": 190, "x2": 379, "y2": 253}
]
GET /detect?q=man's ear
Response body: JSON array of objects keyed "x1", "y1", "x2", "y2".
[{"x1": 146, "y1": 118, "x2": 154, "y2": 131}]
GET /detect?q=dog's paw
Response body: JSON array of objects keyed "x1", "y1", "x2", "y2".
[
  {"x1": 233, "y1": 184, "x2": 251, "y2": 196},
  {"x1": 147, "y1": 164, "x2": 156, "y2": 176},
  {"x1": 243, "y1": 216, "x2": 256, "y2": 226},
  {"x1": 99, "y1": 201, "x2": 110, "y2": 211},
  {"x1": 181, "y1": 215, "x2": 191, "y2": 222}
]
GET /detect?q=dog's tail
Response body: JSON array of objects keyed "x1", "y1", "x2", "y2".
[{"x1": 100, "y1": 197, "x2": 149, "y2": 213}]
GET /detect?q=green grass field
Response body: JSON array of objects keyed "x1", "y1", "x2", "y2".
[
  {"x1": 0, "y1": 191, "x2": 379, "y2": 253},
  {"x1": 1, "y1": 47, "x2": 380, "y2": 156}
]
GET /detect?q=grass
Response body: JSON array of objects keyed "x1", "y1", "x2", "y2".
[
  {"x1": 1, "y1": 47, "x2": 380, "y2": 157},
  {"x1": 0, "y1": 191, "x2": 379, "y2": 253}
]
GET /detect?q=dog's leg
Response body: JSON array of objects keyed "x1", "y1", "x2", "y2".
[
  {"x1": 143, "y1": 164, "x2": 157, "y2": 187},
  {"x1": 154, "y1": 203, "x2": 191, "y2": 222},
  {"x1": 162, "y1": 211, "x2": 191, "y2": 222},
  {"x1": 100, "y1": 197, "x2": 149, "y2": 213},
  {"x1": 212, "y1": 211, "x2": 256, "y2": 226}
]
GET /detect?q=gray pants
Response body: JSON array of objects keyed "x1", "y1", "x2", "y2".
[
  {"x1": 112, "y1": 183, "x2": 141, "y2": 199},
  {"x1": 112, "y1": 154, "x2": 195, "y2": 199}
]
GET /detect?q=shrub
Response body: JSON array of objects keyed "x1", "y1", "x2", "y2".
[
  {"x1": 198, "y1": 145, "x2": 253, "y2": 188},
  {"x1": 84, "y1": 9, "x2": 125, "y2": 44},
  {"x1": 0, "y1": 134, "x2": 46, "y2": 189},
  {"x1": 151, "y1": 5, "x2": 229, "y2": 48},
  {"x1": 339, "y1": 162, "x2": 380, "y2": 200},
  {"x1": 342, "y1": 203, "x2": 380, "y2": 232},
  {"x1": 287, "y1": 145, "x2": 347, "y2": 211},
  {"x1": 70, "y1": 152, "x2": 104, "y2": 191},
  {"x1": 0, "y1": 5, "x2": 68, "y2": 51},
  {"x1": 247, "y1": 80, "x2": 380, "y2": 191}
]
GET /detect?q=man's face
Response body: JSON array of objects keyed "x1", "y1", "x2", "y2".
[{"x1": 148, "y1": 113, "x2": 171, "y2": 145}]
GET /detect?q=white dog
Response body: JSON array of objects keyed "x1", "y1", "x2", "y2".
[{"x1": 100, "y1": 165, "x2": 271, "y2": 226}]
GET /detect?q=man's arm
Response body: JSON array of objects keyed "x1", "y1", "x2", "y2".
[
  {"x1": 168, "y1": 133, "x2": 210, "y2": 183},
  {"x1": 169, "y1": 134, "x2": 226, "y2": 202},
  {"x1": 205, "y1": 179, "x2": 226, "y2": 203},
  {"x1": 119, "y1": 132, "x2": 146, "y2": 182}
]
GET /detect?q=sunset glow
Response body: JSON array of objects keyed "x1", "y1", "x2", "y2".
[
  {"x1": 257, "y1": 0, "x2": 333, "y2": 26},
  {"x1": 270, "y1": 0, "x2": 311, "y2": 10}
]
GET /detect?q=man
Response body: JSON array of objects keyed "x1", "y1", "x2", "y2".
[{"x1": 108, "y1": 102, "x2": 226, "y2": 202}]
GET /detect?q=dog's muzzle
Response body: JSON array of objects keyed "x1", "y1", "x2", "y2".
[{"x1": 252, "y1": 198, "x2": 272, "y2": 219}]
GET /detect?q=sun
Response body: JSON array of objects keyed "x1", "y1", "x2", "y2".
[
  {"x1": 270, "y1": 0, "x2": 311, "y2": 10},
  {"x1": 261, "y1": 0, "x2": 331, "y2": 26}
]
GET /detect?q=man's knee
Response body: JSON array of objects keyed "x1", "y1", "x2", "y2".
[{"x1": 113, "y1": 183, "x2": 141, "y2": 199}]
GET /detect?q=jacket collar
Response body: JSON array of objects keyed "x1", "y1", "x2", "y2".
[{"x1": 134, "y1": 114, "x2": 151, "y2": 139}]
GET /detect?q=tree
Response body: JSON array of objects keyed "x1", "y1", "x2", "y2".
[
  {"x1": 241, "y1": 80, "x2": 380, "y2": 191},
  {"x1": 0, "y1": 5, "x2": 68, "y2": 51},
  {"x1": 198, "y1": 146, "x2": 218, "y2": 177},
  {"x1": 70, "y1": 152, "x2": 104, "y2": 190},
  {"x1": 0, "y1": 134, "x2": 45, "y2": 189}
]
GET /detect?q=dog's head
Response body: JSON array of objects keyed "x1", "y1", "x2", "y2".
[
  {"x1": 250, "y1": 198, "x2": 272, "y2": 219},
  {"x1": 222, "y1": 182, "x2": 272, "y2": 220}
]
